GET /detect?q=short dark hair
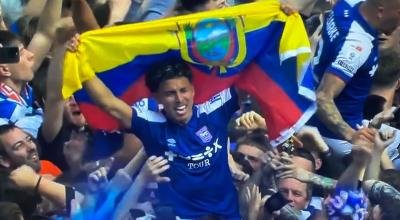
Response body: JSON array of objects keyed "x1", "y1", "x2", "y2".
[
  {"x1": 0, "y1": 124, "x2": 18, "y2": 157},
  {"x1": 145, "y1": 59, "x2": 192, "y2": 93},
  {"x1": 236, "y1": 129, "x2": 272, "y2": 153},
  {"x1": 291, "y1": 148, "x2": 316, "y2": 172},
  {"x1": 0, "y1": 31, "x2": 21, "y2": 48},
  {"x1": 0, "y1": 202, "x2": 23, "y2": 220},
  {"x1": 373, "y1": 48, "x2": 400, "y2": 89},
  {"x1": 180, "y1": 0, "x2": 210, "y2": 12}
]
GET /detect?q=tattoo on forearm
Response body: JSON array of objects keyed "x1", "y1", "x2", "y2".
[
  {"x1": 310, "y1": 173, "x2": 337, "y2": 189},
  {"x1": 317, "y1": 96, "x2": 353, "y2": 141}
]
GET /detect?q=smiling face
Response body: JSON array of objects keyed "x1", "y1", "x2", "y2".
[
  {"x1": 0, "y1": 127, "x2": 40, "y2": 171},
  {"x1": 155, "y1": 77, "x2": 195, "y2": 125}
]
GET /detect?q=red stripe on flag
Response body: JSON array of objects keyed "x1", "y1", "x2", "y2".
[
  {"x1": 79, "y1": 103, "x2": 120, "y2": 130},
  {"x1": 120, "y1": 75, "x2": 150, "y2": 104},
  {"x1": 80, "y1": 76, "x2": 151, "y2": 131},
  {"x1": 191, "y1": 66, "x2": 239, "y2": 103},
  {"x1": 235, "y1": 63, "x2": 302, "y2": 139}
]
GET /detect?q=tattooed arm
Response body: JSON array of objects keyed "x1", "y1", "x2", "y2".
[
  {"x1": 308, "y1": 172, "x2": 337, "y2": 189},
  {"x1": 277, "y1": 166, "x2": 337, "y2": 189},
  {"x1": 316, "y1": 73, "x2": 355, "y2": 141}
]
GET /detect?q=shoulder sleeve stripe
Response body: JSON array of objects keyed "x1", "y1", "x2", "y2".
[
  {"x1": 330, "y1": 21, "x2": 373, "y2": 79},
  {"x1": 197, "y1": 88, "x2": 233, "y2": 115},
  {"x1": 345, "y1": 0, "x2": 363, "y2": 7},
  {"x1": 132, "y1": 106, "x2": 166, "y2": 123}
]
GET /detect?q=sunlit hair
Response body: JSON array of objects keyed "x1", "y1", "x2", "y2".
[{"x1": 145, "y1": 58, "x2": 192, "y2": 93}]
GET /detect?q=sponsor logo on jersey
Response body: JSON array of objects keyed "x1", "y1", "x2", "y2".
[
  {"x1": 164, "y1": 138, "x2": 223, "y2": 170},
  {"x1": 326, "y1": 12, "x2": 339, "y2": 42},
  {"x1": 167, "y1": 138, "x2": 177, "y2": 148},
  {"x1": 336, "y1": 60, "x2": 355, "y2": 73},
  {"x1": 369, "y1": 64, "x2": 378, "y2": 77}
]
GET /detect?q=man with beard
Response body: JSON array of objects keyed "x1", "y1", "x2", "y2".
[
  {"x1": 0, "y1": 124, "x2": 41, "y2": 172},
  {"x1": 0, "y1": 124, "x2": 81, "y2": 219}
]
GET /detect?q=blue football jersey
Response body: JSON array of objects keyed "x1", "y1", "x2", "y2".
[
  {"x1": 130, "y1": 88, "x2": 240, "y2": 219},
  {"x1": 311, "y1": 0, "x2": 379, "y2": 139},
  {"x1": 0, "y1": 84, "x2": 35, "y2": 122}
]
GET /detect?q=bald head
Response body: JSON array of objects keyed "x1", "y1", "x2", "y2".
[{"x1": 364, "y1": 0, "x2": 400, "y2": 35}]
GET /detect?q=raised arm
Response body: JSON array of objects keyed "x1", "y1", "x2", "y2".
[
  {"x1": 316, "y1": 73, "x2": 355, "y2": 141},
  {"x1": 364, "y1": 130, "x2": 395, "y2": 181},
  {"x1": 107, "y1": 0, "x2": 132, "y2": 26},
  {"x1": 113, "y1": 155, "x2": 170, "y2": 220},
  {"x1": 83, "y1": 76, "x2": 133, "y2": 129},
  {"x1": 9, "y1": 165, "x2": 69, "y2": 208},
  {"x1": 337, "y1": 129, "x2": 375, "y2": 189},
  {"x1": 71, "y1": 0, "x2": 100, "y2": 33},
  {"x1": 41, "y1": 40, "x2": 67, "y2": 142},
  {"x1": 64, "y1": 34, "x2": 134, "y2": 129},
  {"x1": 23, "y1": 0, "x2": 47, "y2": 17},
  {"x1": 0, "y1": 4, "x2": 7, "y2": 30},
  {"x1": 27, "y1": 0, "x2": 63, "y2": 72}
]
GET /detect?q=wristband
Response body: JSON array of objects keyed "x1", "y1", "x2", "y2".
[{"x1": 34, "y1": 176, "x2": 42, "y2": 194}]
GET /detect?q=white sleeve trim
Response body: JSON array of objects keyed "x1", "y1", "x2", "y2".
[
  {"x1": 197, "y1": 88, "x2": 233, "y2": 115},
  {"x1": 133, "y1": 105, "x2": 166, "y2": 123},
  {"x1": 331, "y1": 21, "x2": 374, "y2": 78}
]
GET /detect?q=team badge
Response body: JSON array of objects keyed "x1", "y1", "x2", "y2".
[{"x1": 195, "y1": 126, "x2": 213, "y2": 143}]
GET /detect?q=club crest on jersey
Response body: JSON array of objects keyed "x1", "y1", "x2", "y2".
[{"x1": 196, "y1": 126, "x2": 213, "y2": 143}]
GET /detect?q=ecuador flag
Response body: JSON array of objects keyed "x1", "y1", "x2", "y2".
[{"x1": 62, "y1": 0, "x2": 316, "y2": 146}]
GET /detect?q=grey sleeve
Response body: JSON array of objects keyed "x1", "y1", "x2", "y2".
[{"x1": 124, "y1": 0, "x2": 177, "y2": 23}]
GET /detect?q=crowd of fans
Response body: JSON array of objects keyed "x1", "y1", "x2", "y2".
[{"x1": 0, "y1": 0, "x2": 400, "y2": 219}]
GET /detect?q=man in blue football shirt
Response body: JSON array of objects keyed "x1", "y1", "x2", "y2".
[
  {"x1": 0, "y1": 31, "x2": 43, "y2": 137},
  {"x1": 82, "y1": 59, "x2": 241, "y2": 219},
  {"x1": 310, "y1": 0, "x2": 400, "y2": 157}
]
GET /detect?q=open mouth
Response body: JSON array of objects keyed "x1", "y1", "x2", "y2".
[
  {"x1": 29, "y1": 153, "x2": 39, "y2": 161},
  {"x1": 378, "y1": 35, "x2": 389, "y2": 44},
  {"x1": 175, "y1": 105, "x2": 187, "y2": 116},
  {"x1": 72, "y1": 110, "x2": 81, "y2": 116}
]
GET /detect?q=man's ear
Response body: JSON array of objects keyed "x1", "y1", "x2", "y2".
[
  {"x1": 153, "y1": 92, "x2": 162, "y2": 104},
  {"x1": 0, "y1": 155, "x2": 10, "y2": 168},
  {"x1": 315, "y1": 158, "x2": 322, "y2": 171},
  {"x1": 377, "y1": 6, "x2": 384, "y2": 19},
  {"x1": 0, "y1": 65, "x2": 11, "y2": 77}
]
